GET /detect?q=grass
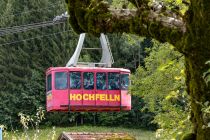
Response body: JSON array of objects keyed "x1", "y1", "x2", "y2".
[{"x1": 4, "y1": 125, "x2": 155, "y2": 140}]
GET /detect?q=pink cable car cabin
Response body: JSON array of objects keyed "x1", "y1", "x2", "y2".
[
  {"x1": 46, "y1": 33, "x2": 131, "y2": 112},
  {"x1": 46, "y1": 67, "x2": 131, "y2": 112}
]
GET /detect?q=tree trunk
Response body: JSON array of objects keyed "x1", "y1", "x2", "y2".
[
  {"x1": 81, "y1": 115, "x2": 84, "y2": 125},
  {"x1": 185, "y1": 56, "x2": 210, "y2": 139},
  {"x1": 182, "y1": 1, "x2": 210, "y2": 139},
  {"x1": 93, "y1": 113, "x2": 96, "y2": 125}
]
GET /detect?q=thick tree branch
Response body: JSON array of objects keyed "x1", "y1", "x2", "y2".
[
  {"x1": 127, "y1": 0, "x2": 149, "y2": 8},
  {"x1": 66, "y1": 0, "x2": 186, "y2": 46}
]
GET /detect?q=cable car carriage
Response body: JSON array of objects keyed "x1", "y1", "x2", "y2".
[{"x1": 46, "y1": 33, "x2": 131, "y2": 112}]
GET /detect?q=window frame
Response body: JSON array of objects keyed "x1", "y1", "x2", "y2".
[
  {"x1": 47, "y1": 74, "x2": 52, "y2": 92},
  {"x1": 96, "y1": 72, "x2": 107, "y2": 90},
  {"x1": 108, "y1": 72, "x2": 120, "y2": 90},
  {"x1": 83, "y1": 72, "x2": 95, "y2": 90},
  {"x1": 69, "y1": 71, "x2": 82, "y2": 89},
  {"x1": 55, "y1": 72, "x2": 68, "y2": 90},
  {"x1": 120, "y1": 74, "x2": 129, "y2": 90}
]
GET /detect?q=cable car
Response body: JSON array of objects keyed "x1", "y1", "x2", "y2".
[
  {"x1": 46, "y1": 67, "x2": 131, "y2": 112},
  {"x1": 46, "y1": 33, "x2": 131, "y2": 112}
]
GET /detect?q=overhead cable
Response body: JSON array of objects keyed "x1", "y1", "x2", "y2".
[
  {"x1": 0, "y1": 2, "x2": 63, "y2": 20},
  {"x1": 0, "y1": 20, "x2": 67, "y2": 36},
  {"x1": 0, "y1": 30, "x2": 71, "y2": 46}
]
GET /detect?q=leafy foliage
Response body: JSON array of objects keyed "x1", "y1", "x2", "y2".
[
  {"x1": 130, "y1": 42, "x2": 192, "y2": 139},
  {"x1": 0, "y1": 0, "x2": 77, "y2": 128},
  {"x1": 203, "y1": 61, "x2": 210, "y2": 86}
]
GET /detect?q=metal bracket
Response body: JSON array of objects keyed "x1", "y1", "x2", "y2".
[{"x1": 66, "y1": 33, "x2": 114, "y2": 67}]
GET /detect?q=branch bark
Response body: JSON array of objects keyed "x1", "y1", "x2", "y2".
[{"x1": 66, "y1": 0, "x2": 186, "y2": 46}]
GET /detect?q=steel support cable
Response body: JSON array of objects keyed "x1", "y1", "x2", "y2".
[
  {"x1": 0, "y1": 2, "x2": 63, "y2": 20},
  {"x1": 0, "y1": 22, "x2": 63, "y2": 36},
  {"x1": 0, "y1": 20, "x2": 66, "y2": 36},
  {"x1": 0, "y1": 20, "x2": 53, "y2": 31},
  {"x1": 1, "y1": 21, "x2": 63, "y2": 34},
  {"x1": 0, "y1": 30, "x2": 71, "y2": 46},
  {"x1": 0, "y1": 13, "x2": 68, "y2": 31}
]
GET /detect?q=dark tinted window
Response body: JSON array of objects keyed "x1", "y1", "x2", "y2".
[
  {"x1": 83, "y1": 72, "x2": 94, "y2": 90},
  {"x1": 70, "y1": 72, "x2": 81, "y2": 89},
  {"x1": 108, "y1": 72, "x2": 120, "y2": 90},
  {"x1": 47, "y1": 74, "x2": 52, "y2": 91},
  {"x1": 120, "y1": 74, "x2": 129, "y2": 90},
  {"x1": 55, "y1": 72, "x2": 67, "y2": 90},
  {"x1": 96, "y1": 72, "x2": 106, "y2": 90}
]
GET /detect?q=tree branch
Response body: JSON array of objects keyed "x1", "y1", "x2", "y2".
[
  {"x1": 127, "y1": 0, "x2": 149, "y2": 8},
  {"x1": 66, "y1": 0, "x2": 186, "y2": 46}
]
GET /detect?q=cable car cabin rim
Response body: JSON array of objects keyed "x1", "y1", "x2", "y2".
[
  {"x1": 46, "y1": 67, "x2": 130, "y2": 74},
  {"x1": 46, "y1": 67, "x2": 131, "y2": 112},
  {"x1": 46, "y1": 67, "x2": 130, "y2": 92}
]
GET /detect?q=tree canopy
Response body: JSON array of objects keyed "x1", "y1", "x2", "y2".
[{"x1": 66, "y1": 0, "x2": 188, "y2": 48}]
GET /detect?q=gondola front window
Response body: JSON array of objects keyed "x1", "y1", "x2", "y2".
[
  {"x1": 120, "y1": 74, "x2": 129, "y2": 90},
  {"x1": 47, "y1": 74, "x2": 52, "y2": 91},
  {"x1": 96, "y1": 72, "x2": 106, "y2": 90},
  {"x1": 55, "y1": 72, "x2": 67, "y2": 90},
  {"x1": 70, "y1": 72, "x2": 81, "y2": 89},
  {"x1": 108, "y1": 72, "x2": 120, "y2": 90},
  {"x1": 84, "y1": 72, "x2": 94, "y2": 90}
]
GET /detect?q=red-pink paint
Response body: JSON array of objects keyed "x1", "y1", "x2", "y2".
[{"x1": 46, "y1": 67, "x2": 131, "y2": 112}]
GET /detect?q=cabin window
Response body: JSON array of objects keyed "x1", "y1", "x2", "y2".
[
  {"x1": 47, "y1": 74, "x2": 52, "y2": 91},
  {"x1": 108, "y1": 72, "x2": 120, "y2": 90},
  {"x1": 96, "y1": 72, "x2": 106, "y2": 90},
  {"x1": 70, "y1": 72, "x2": 81, "y2": 89},
  {"x1": 120, "y1": 74, "x2": 129, "y2": 90},
  {"x1": 83, "y1": 72, "x2": 94, "y2": 90},
  {"x1": 55, "y1": 72, "x2": 68, "y2": 90}
]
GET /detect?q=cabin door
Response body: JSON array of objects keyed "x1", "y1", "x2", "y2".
[
  {"x1": 54, "y1": 71, "x2": 69, "y2": 109},
  {"x1": 95, "y1": 72, "x2": 108, "y2": 107},
  {"x1": 120, "y1": 72, "x2": 131, "y2": 110}
]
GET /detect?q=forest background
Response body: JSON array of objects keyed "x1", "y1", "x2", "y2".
[{"x1": 0, "y1": 0, "x2": 191, "y2": 139}]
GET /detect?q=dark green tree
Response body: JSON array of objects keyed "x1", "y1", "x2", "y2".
[{"x1": 0, "y1": 0, "x2": 77, "y2": 127}]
